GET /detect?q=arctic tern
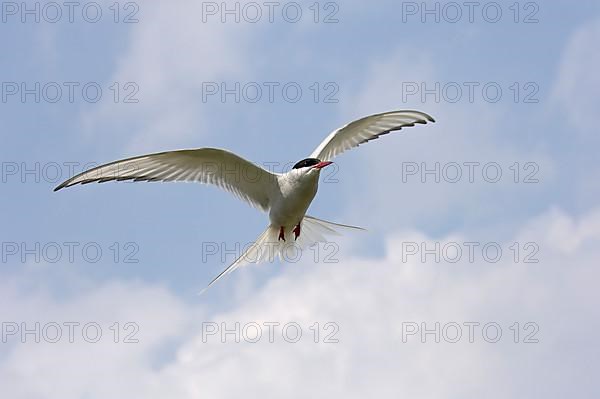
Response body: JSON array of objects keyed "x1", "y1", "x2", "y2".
[{"x1": 55, "y1": 110, "x2": 435, "y2": 290}]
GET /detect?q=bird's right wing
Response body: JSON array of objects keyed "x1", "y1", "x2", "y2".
[
  {"x1": 309, "y1": 110, "x2": 435, "y2": 161},
  {"x1": 54, "y1": 148, "x2": 278, "y2": 212}
]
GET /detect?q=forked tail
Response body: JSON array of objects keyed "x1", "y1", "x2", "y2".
[{"x1": 200, "y1": 216, "x2": 364, "y2": 293}]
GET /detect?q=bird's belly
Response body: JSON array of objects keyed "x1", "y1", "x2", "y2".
[{"x1": 269, "y1": 183, "x2": 317, "y2": 227}]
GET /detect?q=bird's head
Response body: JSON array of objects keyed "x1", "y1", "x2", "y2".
[{"x1": 291, "y1": 158, "x2": 333, "y2": 177}]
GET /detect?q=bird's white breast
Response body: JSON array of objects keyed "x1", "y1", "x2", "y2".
[{"x1": 269, "y1": 171, "x2": 319, "y2": 227}]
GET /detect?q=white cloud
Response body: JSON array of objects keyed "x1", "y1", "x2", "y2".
[
  {"x1": 331, "y1": 48, "x2": 555, "y2": 234},
  {"x1": 553, "y1": 17, "x2": 600, "y2": 133},
  {"x1": 0, "y1": 273, "x2": 189, "y2": 398},
  {"x1": 549, "y1": 16, "x2": 600, "y2": 208},
  {"x1": 0, "y1": 277, "x2": 191, "y2": 399},
  {"x1": 2, "y1": 206, "x2": 598, "y2": 398},
  {"x1": 81, "y1": 0, "x2": 263, "y2": 153},
  {"x1": 139, "y1": 205, "x2": 600, "y2": 397}
]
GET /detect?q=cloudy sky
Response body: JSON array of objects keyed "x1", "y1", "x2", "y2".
[{"x1": 1, "y1": 0, "x2": 599, "y2": 397}]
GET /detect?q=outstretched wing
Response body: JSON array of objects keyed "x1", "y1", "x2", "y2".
[
  {"x1": 54, "y1": 148, "x2": 278, "y2": 212},
  {"x1": 310, "y1": 110, "x2": 435, "y2": 161}
]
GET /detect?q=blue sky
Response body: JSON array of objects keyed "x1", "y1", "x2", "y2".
[{"x1": 1, "y1": 1, "x2": 599, "y2": 397}]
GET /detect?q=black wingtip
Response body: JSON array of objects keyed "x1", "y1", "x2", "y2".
[{"x1": 53, "y1": 182, "x2": 69, "y2": 192}]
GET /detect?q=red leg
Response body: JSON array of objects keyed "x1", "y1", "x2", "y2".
[
  {"x1": 293, "y1": 224, "x2": 301, "y2": 241},
  {"x1": 278, "y1": 226, "x2": 286, "y2": 242}
]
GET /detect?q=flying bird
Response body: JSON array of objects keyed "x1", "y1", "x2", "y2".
[{"x1": 55, "y1": 110, "x2": 435, "y2": 290}]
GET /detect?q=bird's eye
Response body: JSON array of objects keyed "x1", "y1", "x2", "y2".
[{"x1": 293, "y1": 158, "x2": 320, "y2": 169}]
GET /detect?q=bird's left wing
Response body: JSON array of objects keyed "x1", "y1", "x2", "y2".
[
  {"x1": 54, "y1": 148, "x2": 278, "y2": 212},
  {"x1": 309, "y1": 110, "x2": 435, "y2": 161}
]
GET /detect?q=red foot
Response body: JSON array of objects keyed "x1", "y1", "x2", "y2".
[
  {"x1": 278, "y1": 226, "x2": 286, "y2": 242},
  {"x1": 293, "y1": 224, "x2": 301, "y2": 241}
]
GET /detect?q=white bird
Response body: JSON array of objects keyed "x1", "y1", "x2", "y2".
[{"x1": 55, "y1": 110, "x2": 435, "y2": 290}]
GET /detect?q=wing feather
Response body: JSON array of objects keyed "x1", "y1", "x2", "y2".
[
  {"x1": 310, "y1": 110, "x2": 435, "y2": 161},
  {"x1": 54, "y1": 148, "x2": 278, "y2": 212}
]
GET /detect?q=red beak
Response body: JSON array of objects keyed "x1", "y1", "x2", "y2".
[{"x1": 313, "y1": 161, "x2": 333, "y2": 169}]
